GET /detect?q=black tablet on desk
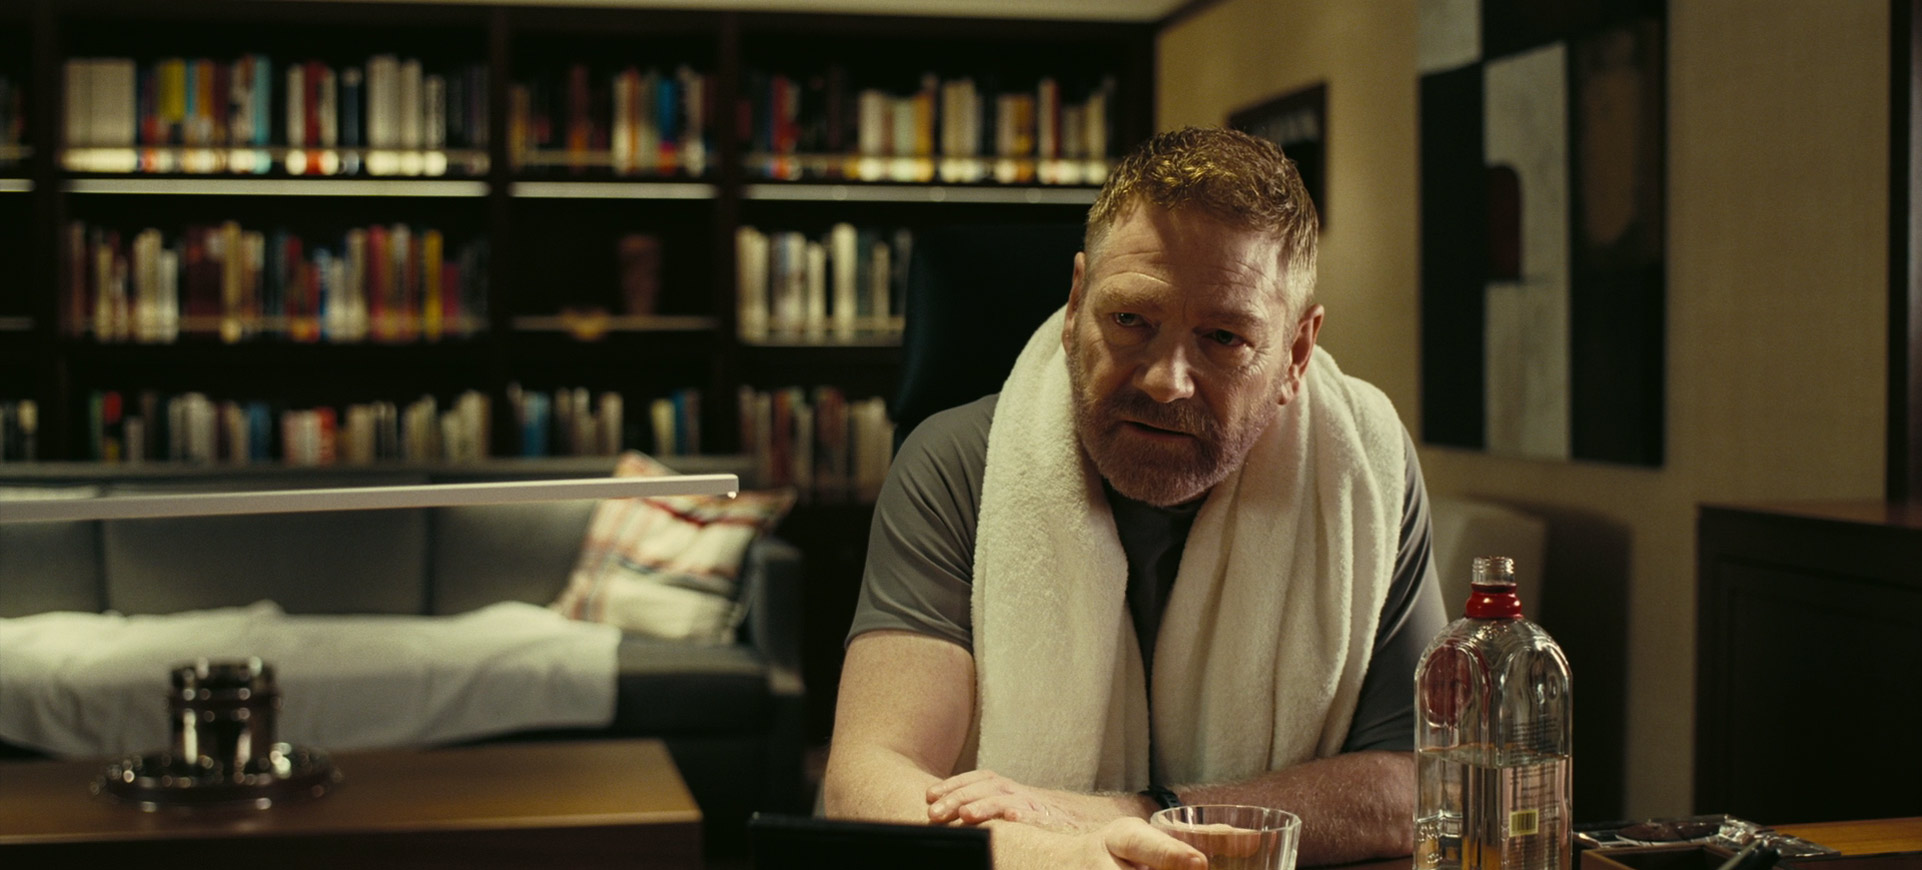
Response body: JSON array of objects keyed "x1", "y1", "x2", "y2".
[{"x1": 748, "y1": 813, "x2": 993, "y2": 870}]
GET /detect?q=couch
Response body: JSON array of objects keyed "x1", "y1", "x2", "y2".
[{"x1": 0, "y1": 459, "x2": 808, "y2": 847}]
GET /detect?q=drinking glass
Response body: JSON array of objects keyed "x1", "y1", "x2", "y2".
[{"x1": 1150, "y1": 804, "x2": 1302, "y2": 870}]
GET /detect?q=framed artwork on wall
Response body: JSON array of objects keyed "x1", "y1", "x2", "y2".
[
  {"x1": 1418, "y1": 0, "x2": 1667, "y2": 467},
  {"x1": 1230, "y1": 82, "x2": 1328, "y2": 230}
]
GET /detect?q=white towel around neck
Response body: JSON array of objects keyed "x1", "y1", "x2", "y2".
[{"x1": 970, "y1": 306, "x2": 1405, "y2": 791}]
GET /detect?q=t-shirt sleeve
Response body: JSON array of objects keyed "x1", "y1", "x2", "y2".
[
  {"x1": 843, "y1": 396, "x2": 994, "y2": 651},
  {"x1": 1340, "y1": 427, "x2": 1450, "y2": 753}
]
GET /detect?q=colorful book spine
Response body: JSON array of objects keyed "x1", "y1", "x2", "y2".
[
  {"x1": 737, "y1": 386, "x2": 893, "y2": 499},
  {"x1": 69, "y1": 218, "x2": 483, "y2": 345},
  {"x1": 421, "y1": 229, "x2": 443, "y2": 341}
]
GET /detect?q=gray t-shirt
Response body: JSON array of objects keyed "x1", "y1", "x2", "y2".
[{"x1": 849, "y1": 394, "x2": 1447, "y2": 753}]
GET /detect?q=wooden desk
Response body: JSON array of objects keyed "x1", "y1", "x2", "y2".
[
  {"x1": 0, "y1": 739, "x2": 701, "y2": 869},
  {"x1": 1776, "y1": 817, "x2": 1922, "y2": 856},
  {"x1": 1321, "y1": 817, "x2": 1922, "y2": 870}
]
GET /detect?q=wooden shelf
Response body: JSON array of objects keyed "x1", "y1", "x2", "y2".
[
  {"x1": 64, "y1": 178, "x2": 489, "y2": 197},
  {"x1": 62, "y1": 339, "x2": 495, "y2": 368},
  {"x1": 742, "y1": 182, "x2": 1099, "y2": 205},
  {"x1": 0, "y1": 453, "x2": 755, "y2": 482},
  {"x1": 511, "y1": 314, "x2": 719, "y2": 333},
  {"x1": 509, "y1": 180, "x2": 718, "y2": 200},
  {"x1": 740, "y1": 341, "x2": 903, "y2": 370},
  {"x1": 741, "y1": 335, "x2": 903, "y2": 349}
]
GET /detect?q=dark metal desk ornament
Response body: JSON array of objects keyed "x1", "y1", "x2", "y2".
[{"x1": 94, "y1": 658, "x2": 340, "y2": 811}]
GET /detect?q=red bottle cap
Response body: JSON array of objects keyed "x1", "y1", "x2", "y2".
[{"x1": 1464, "y1": 556, "x2": 1524, "y2": 619}]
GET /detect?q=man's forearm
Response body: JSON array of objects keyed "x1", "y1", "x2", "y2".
[
  {"x1": 823, "y1": 748, "x2": 1209, "y2": 870},
  {"x1": 820, "y1": 742, "x2": 948, "y2": 823},
  {"x1": 1174, "y1": 750, "x2": 1414, "y2": 865}
]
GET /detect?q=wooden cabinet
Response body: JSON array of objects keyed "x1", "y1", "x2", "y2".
[{"x1": 1695, "y1": 501, "x2": 1922, "y2": 823}]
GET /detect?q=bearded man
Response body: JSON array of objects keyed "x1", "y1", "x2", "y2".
[{"x1": 822, "y1": 127, "x2": 1445, "y2": 870}]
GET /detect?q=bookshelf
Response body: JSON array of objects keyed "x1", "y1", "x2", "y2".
[
  {"x1": 0, "y1": 0, "x2": 33, "y2": 415},
  {"x1": 1, "y1": 0, "x2": 1152, "y2": 485}
]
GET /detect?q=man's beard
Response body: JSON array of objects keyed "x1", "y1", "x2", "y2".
[{"x1": 1067, "y1": 347, "x2": 1279, "y2": 508}]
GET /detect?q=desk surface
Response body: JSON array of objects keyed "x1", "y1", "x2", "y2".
[
  {"x1": 0, "y1": 739, "x2": 701, "y2": 869},
  {"x1": 1775, "y1": 818, "x2": 1922, "y2": 856},
  {"x1": 1316, "y1": 817, "x2": 1922, "y2": 870}
]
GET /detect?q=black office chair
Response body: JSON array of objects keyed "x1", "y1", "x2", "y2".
[{"x1": 891, "y1": 222, "x2": 1086, "y2": 450}]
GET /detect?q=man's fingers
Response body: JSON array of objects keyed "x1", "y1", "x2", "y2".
[
  {"x1": 930, "y1": 791, "x2": 1030, "y2": 825},
  {"x1": 1102, "y1": 818, "x2": 1207, "y2": 870},
  {"x1": 950, "y1": 795, "x2": 1040, "y2": 825},
  {"x1": 927, "y1": 776, "x2": 1019, "y2": 820},
  {"x1": 926, "y1": 768, "x2": 1002, "y2": 802}
]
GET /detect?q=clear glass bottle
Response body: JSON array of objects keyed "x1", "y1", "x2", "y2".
[{"x1": 1415, "y1": 556, "x2": 1572, "y2": 870}]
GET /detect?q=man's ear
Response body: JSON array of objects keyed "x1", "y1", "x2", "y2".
[
  {"x1": 1062, "y1": 251, "x2": 1088, "y2": 354},
  {"x1": 1279, "y1": 303, "x2": 1325, "y2": 405}
]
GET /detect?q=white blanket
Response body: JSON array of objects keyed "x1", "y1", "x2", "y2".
[
  {"x1": 0, "y1": 601, "x2": 619, "y2": 759},
  {"x1": 971, "y1": 306, "x2": 1406, "y2": 791}
]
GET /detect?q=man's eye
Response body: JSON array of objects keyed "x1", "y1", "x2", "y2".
[
  {"x1": 1113, "y1": 313, "x2": 1143, "y2": 327},
  {"x1": 1209, "y1": 329, "x2": 1245, "y2": 347}
]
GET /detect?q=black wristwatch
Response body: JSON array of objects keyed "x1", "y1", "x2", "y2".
[{"x1": 1140, "y1": 784, "x2": 1182, "y2": 811}]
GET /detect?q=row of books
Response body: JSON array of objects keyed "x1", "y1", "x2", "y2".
[
  {"x1": 65, "y1": 220, "x2": 489, "y2": 344},
  {"x1": 736, "y1": 224, "x2": 910, "y2": 344},
  {"x1": 8, "y1": 384, "x2": 889, "y2": 478},
  {"x1": 743, "y1": 69, "x2": 1116, "y2": 184},
  {"x1": 63, "y1": 55, "x2": 489, "y2": 176},
  {"x1": 509, "y1": 65, "x2": 710, "y2": 177},
  {"x1": 0, "y1": 75, "x2": 24, "y2": 168},
  {"x1": 83, "y1": 389, "x2": 492, "y2": 465},
  {"x1": 508, "y1": 384, "x2": 705, "y2": 459},
  {"x1": 0, "y1": 400, "x2": 38, "y2": 463},
  {"x1": 740, "y1": 385, "x2": 893, "y2": 503}
]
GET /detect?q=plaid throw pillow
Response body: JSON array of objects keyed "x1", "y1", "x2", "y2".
[{"x1": 552, "y1": 452, "x2": 795, "y2": 643}]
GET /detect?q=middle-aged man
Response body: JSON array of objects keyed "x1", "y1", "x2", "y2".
[{"x1": 822, "y1": 127, "x2": 1446, "y2": 870}]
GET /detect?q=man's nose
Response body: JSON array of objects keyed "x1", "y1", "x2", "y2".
[{"x1": 1136, "y1": 338, "x2": 1197, "y2": 403}]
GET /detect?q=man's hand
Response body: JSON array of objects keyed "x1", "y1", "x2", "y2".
[
  {"x1": 926, "y1": 768, "x2": 1149, "y2": 833},
  {"x1": 1002, "y1": 818, "x2": 1206, "y2": 870}
]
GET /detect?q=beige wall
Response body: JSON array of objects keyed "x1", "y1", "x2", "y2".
[{"x1": 1160, "y1": 0, "x2": 1889, "y2": 817}]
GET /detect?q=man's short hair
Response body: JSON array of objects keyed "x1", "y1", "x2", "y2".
[{"x1": 1085, "y1": 126, "x2": 1320, "y2": 311}]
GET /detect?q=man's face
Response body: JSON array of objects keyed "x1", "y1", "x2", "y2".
[{"x1": 1063, "y1": 205, "x2": 1322, "y2": 507}]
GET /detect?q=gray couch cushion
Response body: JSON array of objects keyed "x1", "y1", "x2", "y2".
[
  {"x1": 0, "y1": 485, "x2": 104, "y2": 617},
  {"x1": 102, "y1": 475, "x2": 431, "y2": 615},
  {"x1": 429, "y1": 501, "x2": 596, "y2": 615},
  {"x1": 104, "y1": 509, "x2": 428, "y2": 614},
  {"x1": 610, "y1": 637, "x2": 771, "y2": 734}
]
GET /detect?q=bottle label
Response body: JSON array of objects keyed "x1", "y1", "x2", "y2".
[{"x1": 1509, "y1": 808, "x2": 1539, "y2": 837}]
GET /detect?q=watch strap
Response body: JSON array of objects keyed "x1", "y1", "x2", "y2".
[{"x1": 1140, "y1": 784, "x2": 1182, "y2": 811}]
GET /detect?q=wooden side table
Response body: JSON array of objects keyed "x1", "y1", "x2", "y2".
[
  {"x1": 0, "y1": 739, "x2": 701, "y2": 869},
  {"x1": 1696, "y1": 501, "x2": 1922, "y2": 823}
]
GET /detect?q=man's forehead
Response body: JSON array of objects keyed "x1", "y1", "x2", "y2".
[
  {"x1": 1092, "y1": 212, "x2": 1286, "y2": 279},
  {"x1": 1085, "y1": 280, "x2": 1279, "y2": 330}
]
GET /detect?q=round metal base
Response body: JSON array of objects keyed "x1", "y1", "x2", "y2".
[{"x1": 94, "y1": 744, "x2": 340, "y2": 811}]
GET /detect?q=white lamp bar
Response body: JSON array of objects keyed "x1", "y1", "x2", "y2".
[{"x1": 0, "y1": 474, "x2": 740, "y2": 524}]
